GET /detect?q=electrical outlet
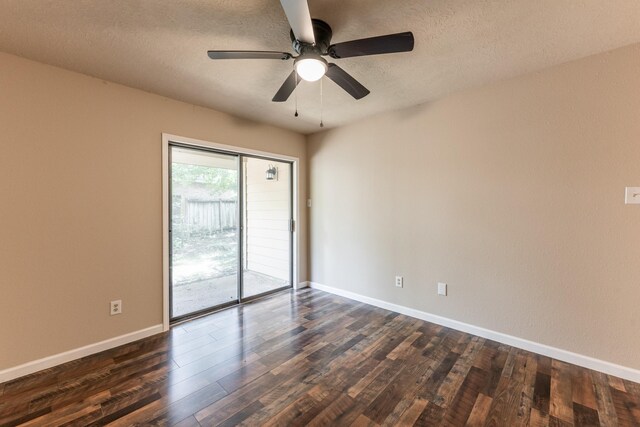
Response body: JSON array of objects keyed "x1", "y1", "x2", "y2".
[
  {"x1": 110, "y1": 300, "x2": 122, "y2": 315},
  {"x1": 307, "y1": 199, "x2": 312, "y2": 208},
  {"x1": 438, "y1": 282, "x2": 447, "y2": 296},
  {"x1": 395, "y1": 276, "x2": 403, "y2": 288}
]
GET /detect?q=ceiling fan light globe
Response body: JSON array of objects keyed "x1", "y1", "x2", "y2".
[{"x1": 295, "y1": 57, "x2": 327, "y2": 82}]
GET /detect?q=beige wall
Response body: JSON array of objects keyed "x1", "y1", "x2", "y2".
[
  {"x1": 0, "y1": 52, "x2": 307, "y2": 370},
  {"x1": 244, "y1": 158, "x2": 292, "y2": 282},
  {"x1": 308, "y1": 44, "x2": 640, "y2": 370},
  {"x1": 2, "y1": 42, "x2": 639, "y2": 373}
]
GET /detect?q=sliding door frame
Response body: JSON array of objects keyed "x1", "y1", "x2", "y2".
[
  {"x1": 168, "y1": 145, "x2": 242, "y2": 323},
  {"x1": 162, "y1": 133, "x2": 300, "y2": 330}
]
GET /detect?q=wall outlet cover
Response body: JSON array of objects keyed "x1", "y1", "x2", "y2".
[
  {"x1": 110, "y1": 300, "x2": 122, "y2": 315},
  {"x1": 395, "y1": 276, "x2": 403, "y2": 288}
]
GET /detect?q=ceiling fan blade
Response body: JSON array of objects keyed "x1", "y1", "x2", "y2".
[
  {"x1": 207, "y1": 50, "x2": 292, "y2": 60},
  {"x1": 325, "y1": 63, "x2": 370, "y2": 100},
  {"x1": 328, "y1": 32, "x2": 414, "y2": 59},
  {"x1": 272, "y1": 70, "x2": 300, "y2": 102},
  {"x1": 279, "y1": 0, "x2": 315, "y2": 44}
]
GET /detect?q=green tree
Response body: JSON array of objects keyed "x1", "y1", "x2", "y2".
[{"x1": 171, "y1": 164, "x2": 237, "y2": 193}]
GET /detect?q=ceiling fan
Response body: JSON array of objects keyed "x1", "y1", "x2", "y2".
[{"x1": 207, "y1": 0, "x2": 415, "y2": 103}]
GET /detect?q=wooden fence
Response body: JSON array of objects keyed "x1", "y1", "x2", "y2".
[{"x1": 183, "y1": 199, "x2": 237, "y2": 234}]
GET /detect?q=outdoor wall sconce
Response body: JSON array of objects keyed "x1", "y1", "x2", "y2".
[{"x1": 266, "y1": 165, "x2": 278, "y2": 181}]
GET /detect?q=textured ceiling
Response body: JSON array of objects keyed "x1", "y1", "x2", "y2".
[{"x1": 1, "y1": 1, "x2": 640, "y2": 134}]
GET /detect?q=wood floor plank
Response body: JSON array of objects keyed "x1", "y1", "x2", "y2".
[
  {"x1": 216, "y1": 360, "x2": 270, "y2": 393},
  {"x1": 414, "y1": 401, "x2": 446, "y2": 425},
  {"x1": 94, "y1": 390, "x2": 162, "y2": 425},
  {"x1": 465, "y1": 393, "x2": 492, "y2": 427},
  {"x1": 442, "y1": 366, "x2": 489, "y2": 426},
  {"x1": 611, "y1": 387, "x2": 640, "y2": 426},
  {"x1": 386, "y1": 331, "x2": 422, "y2": 361},
  {"x1": 533, "y1": 369, "x2": 552, "y2": 415},
  {"x1": 571, "y1": 364, "x2": 597, "y2": 410},
  {"x1": 624, "y1": 379, "x2": 640, "y2": 396},
  {"x1": 353, "y1": 359, "x2": 404, "y2": 406},
  {"x1": 20, "y1": 391, "x2": 108, "y2": 427},
  {"x1": 529, "y1": 407, "x2": 550, "y2": 427},
  {"x1": 572, "y1": 401, "x2": 600, "y2": 426},
  {"x1": 376, "y1": 344, "x2": 446, "y2": 426},
  {"x1": 172, "y1": 415, "x2": 202, "y2": 427},
  {"x1": 394, "y1": 397, "x2": 429, "y2": 426},
  {"x1": 307, "y1": 393, "x2": 362, "y2": 426},
  {"x1": 348, "y1": 358, "x2": 391, "y2": 399},
  {"x1": 350, "y1": 414, "x2": 380, "y2": 427},
  {"x1": 242, "y1": 370, "x2": 321, "y2": 425},
  {"x1": 194, "y1": 372, "x2": 281, "y2": 424},
  {"x1": 514, "y1": 354, "x2": 538, "y2": 427},
  {"x1": 0, "y1": 407, "x2": 52, "y2": 426},
  {"x1": 260, "y1": 392, "x2": 318, "y2": 427},
  {"x1": 483, "y1": 375, "x2": 523, "y2": 426},
  {"x1": 214, "y1": 399, "x2": 264, "y2": 427},
  {"x1": 592, "y1": 371, "x2": 619, "y2": 427},
  {"x1": 608, "y1": 376, "x2": 627, "y2": 392},
  {"x1": 550, "y1": 359, "x2": 575, "y2": 425},
  {"x1": 549, "y1": 414, "x2": 574, "y2": 427},
  {"x1": 419, "y1": 350, "x2": 459, "y2": 402},
  {"x1": 479, "y1": 345, "x2": 509, "y2": 399},
  {"x1": 103, "y1": 381, "x2": 227, "y2": 427},
  {"x1": 2, "y1": 288, "x2": 640, "y2": 426},
  {"x1": 362, "y1": 364, "x2": 410, "y2": 424},
  {"x1": 435, "y1": 336, "x2": 485, "y2": 409}
]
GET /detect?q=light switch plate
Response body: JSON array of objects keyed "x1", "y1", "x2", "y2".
[
  {"x1": 437, "y1": 282, "x2": 447, "y2": 296},
  {"x1": 625, "y1": 187, "x2": 640, "y2": 205}
]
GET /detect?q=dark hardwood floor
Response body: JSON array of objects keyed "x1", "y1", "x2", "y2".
[{"x1": 1, "y1": 288, "x2": 639, "y2": 426}]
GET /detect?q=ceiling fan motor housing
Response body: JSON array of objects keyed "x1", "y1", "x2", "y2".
[{"x1": 290, "y1": 19, "x2": 333, "y2": 55}]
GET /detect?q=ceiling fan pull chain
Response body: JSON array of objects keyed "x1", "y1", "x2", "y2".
[
  {"x1": 294, "y1": 64, "x2": 299, "y2": 117},
  {"x1": 320, "y1": 77, "x2": 324, "y2": 128}
]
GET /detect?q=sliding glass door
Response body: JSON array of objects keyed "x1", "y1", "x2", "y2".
[
  {"x1": 170, "y1": 146, "x2": 240, "y2": 319},
  {"x1": 242, "y1": 157, "x2": 292, "y2": 298},
  {"x1": 169, "y1": 144, "x2": 293, "y2": 321}
]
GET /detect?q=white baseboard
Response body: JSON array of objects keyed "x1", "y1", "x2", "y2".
[
  {"x1": 296, "y1": 281, "x2": 310, "y2": 289},
  {"x1": 0, "y1": 324, "x2": 164, "y2": 384},
  {"x1": 309, "y1": 282, "x2": 640, "y2": 383}
]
